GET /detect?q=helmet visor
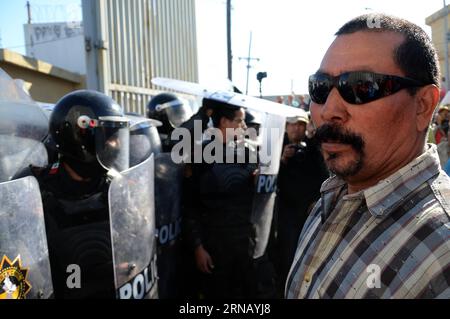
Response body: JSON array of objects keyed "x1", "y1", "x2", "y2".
[
  {"x1": 129, "y1": 118, "x2": 162, "y2": 167},
  {"x1": 157, "y1": 99, "x2": 193, "y2": 128},
  {"x1": 95, "y1": 116, "x2": 130, "y2": 173}
]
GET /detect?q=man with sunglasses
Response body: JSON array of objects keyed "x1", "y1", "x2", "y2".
[{"x1": 286, "y1": 14, "x2": 450, "y2": 299}]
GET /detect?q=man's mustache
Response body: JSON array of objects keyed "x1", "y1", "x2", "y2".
[{"x1": 315, "y1": 124, "x2": 365, "y2": 151}]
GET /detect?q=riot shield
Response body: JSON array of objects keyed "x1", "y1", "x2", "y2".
[
  {"x1": 0, "y1": 68, "x2": 34, "y2": 103},
  {"x1": 0, "y1": 101, "x2": 49, "y2": 183},
  {"x1": 108, "y1": 154, "x2": 158, "y2": 299},
  {"x1": 251, "y1": 113, "x2": 286, "y2": 259},
  {"x1": 152, "y1": 77, "x2": 304, "y2": 118},
  {"x1": 0, "y1": 177, "x2": 53, "y2": 299},
  {"x1": 154, "y1": 153, "x2": 184, "y2": 298}
]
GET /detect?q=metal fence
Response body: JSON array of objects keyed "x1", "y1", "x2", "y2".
[{"x1": 83, "y1": 0, "x2": 198, "y2": 115}]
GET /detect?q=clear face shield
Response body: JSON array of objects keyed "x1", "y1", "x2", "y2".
[
  {"x1": 95, "y1": 116, "x2": 130, "y2": 173},
  {"x1": 129, "y1": 118, "x2": 162, "y2": 167},
  {"x1": 156, "y1": 98, "x2": 193, "y2": 128}
]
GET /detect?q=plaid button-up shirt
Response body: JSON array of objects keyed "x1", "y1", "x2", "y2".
[{"x1": 285, "y1": 144, "x2": 450, "y2": 299}]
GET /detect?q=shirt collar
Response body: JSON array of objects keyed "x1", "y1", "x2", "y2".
[
  {"x1": 319, "y1": 144, "x2": 441, "y2": 220},
  {"x1": 364, "y1": 144, "x2": 441, "y2": 218},
  {"x1": 319, "y1": 175, "x2": 347, "y2": 222}
]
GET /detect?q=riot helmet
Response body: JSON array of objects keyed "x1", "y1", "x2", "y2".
[
  {"x1": 147, "y1": 93, "x2": 193, "y2": 135},
  {"x1": 50, "y1": 90, "x2": 130, "y2": 173},
  {"x1": 126, "y1": 113, "x2": 162, "y2": 167}
]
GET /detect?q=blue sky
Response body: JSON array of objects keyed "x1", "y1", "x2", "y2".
[
  {"x1": 0, "y1": 0, "x2": 446, "y2": 95},
  {"x1": 0, "y1": 0, "x2": 82, "y2": 53}
]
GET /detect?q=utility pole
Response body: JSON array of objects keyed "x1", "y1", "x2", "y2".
[
  {"x1": 226, "y1": 0, "x2": 232, "y2": 81},
  {"x1": 444, "y1": 0, "x2": 450, "y2": 91},
  {"x1": 82, "y1": 0, "x2": 110, "y2": 93},
  {"x1": 26, "y1": 1, "x2": 34, "y2": 54},
  {"x1": 26, "y1": 1, "x2": 32, "y2": 24},
  {"x1": 239, "y1": 32, "x2": 259, "y2": 95}
]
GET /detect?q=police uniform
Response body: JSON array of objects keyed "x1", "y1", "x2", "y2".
[
  {"x1": 33, "y1": 161, "x2": 115, "y2": 299},
  {"x1": 31, "y1": 90, "x2": 131, "y2": 299},
  {"x1": 182, "y1": 141, "x2": 257, "y2": 298}
]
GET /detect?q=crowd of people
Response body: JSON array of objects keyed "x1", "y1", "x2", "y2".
[{"x1": 431, "y1": 105, "x2": 450, "y2": 175}]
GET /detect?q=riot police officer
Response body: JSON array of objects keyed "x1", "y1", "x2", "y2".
[
  {"x1": 32, "y1": 90, "x2": 131, "y2": 299},
  {"x1": 146, "y1": 92, "x2": 215, "y2": 298},
  {"x1": 0, "y1": 68, "x2": 54, "y2": 299},
  {"x1": 147, "y1": 92, "x2": 194, "y2": 152},
  {"x1": 182, "y1": 100, "x2": 258, "y2": 299},
  {"x1": 147, "y1": 92, "x2": 216, "y2": 157}
]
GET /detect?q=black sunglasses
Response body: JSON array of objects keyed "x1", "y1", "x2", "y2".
[{"x1": 308, "y1": 71, "x2": 426, "y2": 105}]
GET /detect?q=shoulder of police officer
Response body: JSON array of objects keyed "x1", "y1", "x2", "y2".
[{"x1": 12, "y1": 164, "x2": 49, "y2": 181}]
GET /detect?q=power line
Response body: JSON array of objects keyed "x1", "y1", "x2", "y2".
[
  {"x1": 28, "y1": 3, "x2": 82, "y2": 24},
  {"x1": 3, "y1": 34, "x2": 83, "y2": 50},
  {"x1": 4, "y1": 1, "x2": 83, "y2": 51}
]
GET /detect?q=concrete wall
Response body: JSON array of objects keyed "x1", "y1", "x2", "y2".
[{"x1": 82, "y1": 0, "x2": 198, "y2": 115}]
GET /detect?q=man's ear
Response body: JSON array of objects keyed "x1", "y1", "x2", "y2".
[{"x1": 415, "y1": 84, "x2": 440, "y2": 132}]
